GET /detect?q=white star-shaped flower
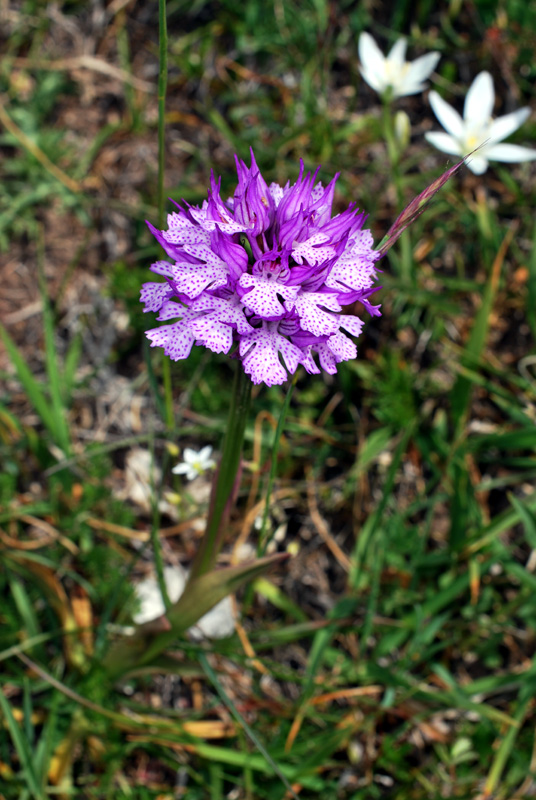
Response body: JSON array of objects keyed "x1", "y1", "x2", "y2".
[
  {"x1": 425, "y1": 71, "x2": 536, "y2": 175},
  {"x1": 172, "y1": 446, "x2": 216, "y2": 481},
  {"x1": 358, "y1": 32, "x2": 440, "y2": 99}
]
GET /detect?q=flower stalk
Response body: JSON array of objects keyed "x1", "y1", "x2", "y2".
[
  {"x1": 188, "y1": 363, "x2": 252, "y2": 580},
  {"x1": 258, "y1": 375, "x2": 296, "y2": 556},
  {"x1": 382, "y1": 100, "x2": 413, "y2": 284},
  {"x1": 156, "y1": 0, "x2": 174, "y2": 431}
]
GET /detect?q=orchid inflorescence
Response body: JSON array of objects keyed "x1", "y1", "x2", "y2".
[{"x1": 141, "y1": 151, "x2": 381, "y2": 386}]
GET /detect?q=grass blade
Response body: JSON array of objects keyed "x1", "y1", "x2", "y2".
[
  {"x1": 37, "y1": 246, "x2": 71, "y2": 455},
  {"x1": 199, "y1": 651, "x2": 300, "y2": 800},
  {"x1": 0, "y1": 322, "x2": 59, "y2": 446},
  {"x1": 0, "y1": 688, "x2": 46, "y2": 800}
]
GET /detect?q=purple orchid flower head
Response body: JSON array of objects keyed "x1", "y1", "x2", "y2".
[{"x1": 141, "y1": 149, "x2": 382, "y2": 386}]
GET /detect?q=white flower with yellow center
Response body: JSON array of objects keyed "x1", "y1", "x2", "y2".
[
  {"x1": 358, "y1": 32, "x2": 440, "y2": 99},
  {"x1": 172, "y1": 446, "x2": 216, "y2": 481},
  {"x1": 425, "y1": 71, "x2": 536, "y2": 175}
]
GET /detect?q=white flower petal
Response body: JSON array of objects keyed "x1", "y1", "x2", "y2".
[
  {"x1": 485, "y1": 143, "x2": 536, "y2": 163},
  {"x1": 464, "y1": 71, "x2": 494, "y2": 125},
  {"x1": 387, "y1": 37, "x2": 407, "y2": 67},
  {"x1": 358, "y1": 31, "x2": 440, "y2": 98},
  {"x1": 425, "y1": 131, "x2": 462, "y2": 156},
  {"x1": 358, "y1": 32, "x2": 386, "y2": 86},
  {"x1": 392, "y1": 81, "x2": 425, "y2": 98},
  {"x1": 488, "y1": 107, "x2": 531, "y2": 143},
  {"x1": 359, "y1": 65, "x2": 385, "y2": 93},
  {"x1": 429, "y1": 91, "x2": 464, "y2": 138},
  {"x1": 466, "y1": 155, "x2": 489, "y2": 174},
  {"x1": 405, "y1": 51, "x2": 440, "y2": 85},
  {"x1": 198, "y1": 445, "x2": 214, "y2": 462},
  {"x1": 172, "y1": 446, "x2": 216, "y2": 480},
  {"x1": 172, "y1": 463, "x2": 190, "y2": 475}
]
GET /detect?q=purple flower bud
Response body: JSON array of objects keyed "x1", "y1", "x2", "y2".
[
  {"x1": 210, "y1": 229, "x2": 248, "y2": 282},
  {"x1": 233, "y1": 150, "x2": 274, "y2": 236}
]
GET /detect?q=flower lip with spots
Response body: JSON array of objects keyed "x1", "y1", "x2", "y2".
[
  {"x1": 425, "y1": 71, "x2": 536, "y2": 175},
  {"x1": 172, "y1": 446, "x2": 216, "y2": 481},
  {"x1": 358, "y1": 32, "x2": 440, "y2": 99},
  {"x1": 141, "y1": 149, "x2": 382, "y2": 386}
]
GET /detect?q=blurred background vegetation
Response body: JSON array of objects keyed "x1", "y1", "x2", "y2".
[{"x1": 1, "y1": 0, "x2": 536, "y2": 797}]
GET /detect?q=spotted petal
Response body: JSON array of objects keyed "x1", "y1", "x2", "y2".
[
  {"x1": 190, "y1": 201, "x2": 248, "y2": 235},
  {"x1": 239, "y1": 273, "x2": 298, "y2": 318},
  {"x1": 325, "y1": 251, "x2": 378, "y2": 293},
  {"x1": 316, "y1": 331, "x2": 357, "y2": 374},
  {"x1": 146, "y1": 322, "x2": 195, "y2": 361},
  {"x1": 338, "y1": 314, "x2": 364, "y2": 338},
  {"x1": 286, "y1": 291, "x2": 341, "y2": 336},
  {"x1": 190, "y1": 295, "x2": 253, "y2": 353},
  {"x1": 292, "y1": 233, "x2": 335, "y2": 266},
  {"x1": 239, "y1": 324, "x2": 303, "y2": 386}
]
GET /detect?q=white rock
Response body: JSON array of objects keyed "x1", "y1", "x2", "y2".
[{"x1": 133, "y1": 565, "x2": 235, "y2": 640}]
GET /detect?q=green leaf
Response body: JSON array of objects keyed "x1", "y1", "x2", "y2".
[
  {"x1": 199, "y1": 651, "x2": 300, "y2": 800},
  {"x1": 38, "y1": 259, "x2": 71, "y2": 455},
  {"x1": 450, "y1": 223, "x2": 515, "y2": 433},
  {"x1": 104, "y1": 553, "x2": 289, "y2": 678},
  {"x1": 0, "y1": 322, "x2": 59, "y2": 445}
]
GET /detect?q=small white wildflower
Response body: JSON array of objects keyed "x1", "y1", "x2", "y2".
[
  {"x1": 172, "y1": 446, "x2": 216, "y2": 481},
  {"x1": 358, "y1": 32, "x2": 440, "y2": 99},
  {"x1": 425, "y1": 71, "x2": 536, "y2": 174}
]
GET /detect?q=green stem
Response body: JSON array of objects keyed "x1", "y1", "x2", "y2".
[
  {"x1": 382, "y1": 99, "x2": 399, "y2": 175},
  {"x1": 382, "y1": 100, "x2": 413, "y2": 285},
  {"x1": 150, "y1": 443, "x2": 172, "y2": 613},
  {"x1": 258, "y1": 376, "x2": 296, "y2": 556},
  {"x1": 188, "y1": 364, "x2": 252, "y2": 580},
  {"x1": 150, "y1": 0, "x2": 171, "y2": 606},
  {"x1": 157, "y1": 0, "x2": 174, "y2": 429},
  {"x1": 157, "y1": 0, "x2": 167, "y2": 230}
]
